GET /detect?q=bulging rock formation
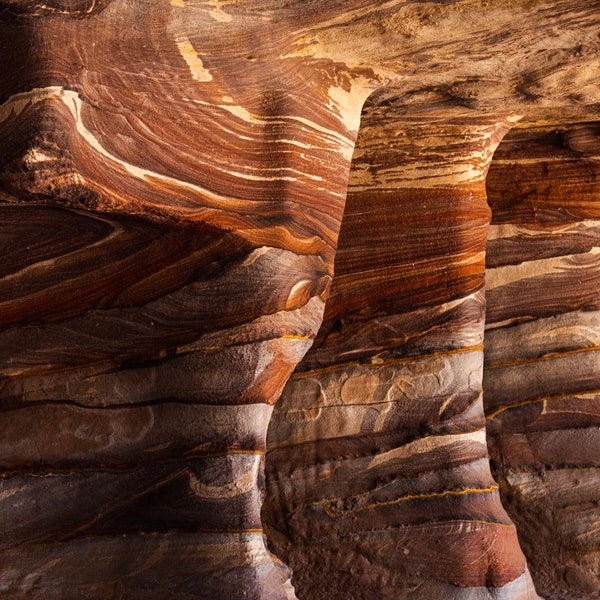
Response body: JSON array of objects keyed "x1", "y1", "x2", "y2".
[
  {"x1": 264, "y1": 97, "x2": 535, "y2": 599},
  {"x1": 0, "y1": 1, "x2": 598, "y2": 598},
  {"x1": 484, "y1": 123, "x2": 600, "y2": 599}
]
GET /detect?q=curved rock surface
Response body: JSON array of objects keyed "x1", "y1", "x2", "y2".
[
  {"x1": 484, "y1": 123, "x2": 600, "y2": 600},
  {"x1": 264, "y1": 92, "x2": 537, "y2": 599},
  {"x1": 0, "y1": 1, "x2": 598, "y2": 598}
]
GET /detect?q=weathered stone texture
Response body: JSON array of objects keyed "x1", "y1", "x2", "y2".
[
  {"x1": 264, "y1": 94, "x2": 537, "y2": 599},
  {"x1": 484, "y1": 123, "x2": 600, "y2": 600},
  {"x1": 0, "y1": 1, "x2": 599, "y2": 598}
]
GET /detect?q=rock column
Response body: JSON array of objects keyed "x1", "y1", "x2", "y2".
[
  {"x1": 485, "y1": 122, "x2": 600, "y2": 599},
  {"x1": 264, "y1": 93, "x2": 538, "y2": 599}
]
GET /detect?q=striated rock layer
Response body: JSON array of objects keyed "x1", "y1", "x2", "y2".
[
  {"x1": 264, "y1": 94, "x2": 539, "y2": 599},
  {"x1": 484, "y1": 123, "x2": 600, "y2": 599},
  {"x1": 0, "y1": 1, "x2": 358, "y2": 597},
  {"x1": 0, "y1": 0, "x2": 599, "y2": 598}
]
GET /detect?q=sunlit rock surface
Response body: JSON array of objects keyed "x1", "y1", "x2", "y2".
[
  {"x1": 0, "y1": 1, "x2": 598, "y2": 598},
  {"x1": 264, "y1": 93, "x2": 538, "y2": 599}
]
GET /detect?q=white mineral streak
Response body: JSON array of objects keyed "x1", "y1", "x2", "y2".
[
  {"x1": 0, "y1": 87, "x2": 64, "y2": 123},
  {"x1": 66, "y1": 90, "x2": 319, "y2": 184},
  {"x1": 327, "y1": 78, "x2": 373, "y2": 133},
  {"x1": 188, "y1": 453, "x2": 261, "y2": 499},
  {"x1": 0, "y1": 88, "x2": 332, "y2": 214},
  {"x1": 367, "y1": 428, "x2": 487, "y2": 469},
  {"x1": 177, "y1": 39, "x2": 214, "y2": 82},
  {"x1": 22, "y1": 148, "x2": 54, "y2": 164},
  {"x1": 216, "y1": 100, "x2": 355, "y2": 153},
  {"x1": 487, "y1": 221, "x2": 600, "y2": 241},
  {"x1": 0, "y1": 487, "x2": 26, "y2": 503},
  {"x1": 287, "y1": 279, "x2": 312, "y2": 301},
  {"x1": 32, "y1": 1, "x2": 101, "y2": 14},
  {"x1": 0, "y1": 88, "x2": 227, "y2": 207},
  {"x1": 539, "y1": 391, "x2": 599, "y2": 417},
  {"x1": 485, "y1": 247, "x2": 600, "y2": 290}
]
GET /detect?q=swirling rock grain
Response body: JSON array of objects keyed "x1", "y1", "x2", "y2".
[
  {"x1": 264, "y1": 93, "x2": 538, "y2": 599},
  {"x1": 1, "y1": 1, "x2": 599, "y2": 598}
]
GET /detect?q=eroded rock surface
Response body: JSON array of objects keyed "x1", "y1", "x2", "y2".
[
  {"x1": 0, "y1": 1, "x2": 598, "y2": 598},
  {"x1": 484, "y1": 123, "x2": 600, "y2": 600},
  {"x1": 264, "y1": 93, "x2": 539, "y2": 599}
]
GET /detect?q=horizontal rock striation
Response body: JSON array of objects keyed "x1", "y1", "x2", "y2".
[
  {"x1": 264, "y1": 94, "x2": 538, "y2": 599},
  {"x1": 1, "y1": 0, "x2": 600, "y2": 598},
  {"x1": 484, "y1": 123, "x2": 600, "y2": 599},
  {"x1": 0, "y1": 1, "x2": 361, "y2": 598}
]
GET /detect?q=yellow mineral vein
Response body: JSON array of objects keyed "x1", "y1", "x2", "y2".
[
  {"x1": 485, "y1": 346, "x2": 600, "y2": 370},
  {"x1": 486, "y1": 388, "x2": 600, "y2": 420},
  {"x1": 322, "y1": 484, "x2": 500, "y2": 518},
  {"x1": 291, "y1": 345, "x2": 483, "y2": 379},
  {"x1": 177, "y1": 39, "x2": 213, "y2": 83}
]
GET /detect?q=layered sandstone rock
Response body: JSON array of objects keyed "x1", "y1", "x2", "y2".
[
  {"x1": 484, "y1": 123, "x2": 600, "y2": 599},
  {"x1": 0, "y1": 1, "x2": 355, "y2": 597},
  {"x1": 0, "y1": 1, "x2": 598, "y2": 598},
  {"x1": 264, "y1": 94, "x2": 540, "y2": 599}
]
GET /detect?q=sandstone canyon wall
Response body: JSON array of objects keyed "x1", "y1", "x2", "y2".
[
  {"x1": 265, "y1": 97, "x2": 535, "y2": 599},
  {"x1": 484, "y1": 123, "x2": 600, "y2": 599},
  {"x1": 0, "y1": 1, "x2": 598, "y2": 599}
]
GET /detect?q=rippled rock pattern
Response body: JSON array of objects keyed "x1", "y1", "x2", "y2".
[{"x1": 0, "y1": 1, "x2": 599, "y2": 599}]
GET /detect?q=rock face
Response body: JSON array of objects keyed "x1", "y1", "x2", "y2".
[
  {"x1": 264, "y1": 98, "x2": 534, "y2": 599},
  {"x1": 484, "y1": 124, "x2": 600, "y2": 599},
  {"x1": 0, "y1": 1, "x2": 598, "y2": 599}
]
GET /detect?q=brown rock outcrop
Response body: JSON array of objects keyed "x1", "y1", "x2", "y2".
[
  {"x1": 0, "y1": 1, "x2": 598, "y2": 598},
  {"x1": 264, "y1": 94, "x2": 538, "y2": 599},
  {"x1": 0, "y1": 2, "x2": 353, "y2": 597},
  {"x1": 484, "y1": 123, "x2": 600, "y2": 599}
]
